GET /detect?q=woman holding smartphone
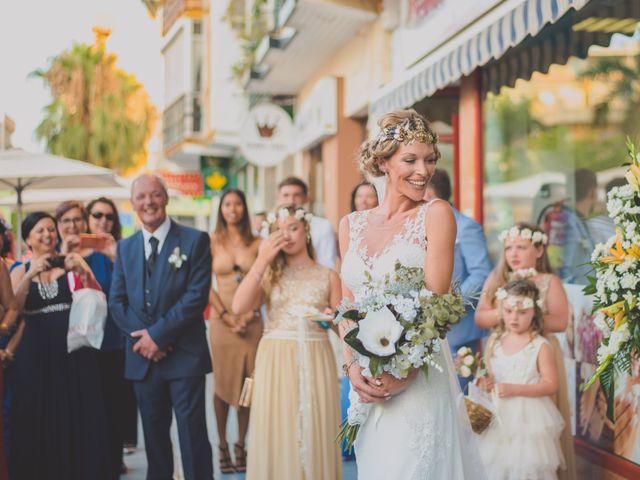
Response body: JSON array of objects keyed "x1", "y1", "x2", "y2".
[
  {"x1": 10, "y1": 212, "x2": 109, "y2": 479},
  {"x1": 55, "y1": 199, "x2": 125, "y2": 479},
  {"x1": 87, "y1": 197, "x2": 138, "y2": 469}
]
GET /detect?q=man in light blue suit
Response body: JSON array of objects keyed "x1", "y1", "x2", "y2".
[
  {"x1": 110, "y1": 174, "x2": 213, "y2": 480},
  {"x1": 426, "y1": 170, "x2": 491, "y2": 387}
]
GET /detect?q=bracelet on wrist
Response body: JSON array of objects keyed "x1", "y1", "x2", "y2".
[
  {"x1": 219, "y1": 309, "x2": 228, "y2": 319},
  {"x1": 342, "y1": 358, "x2": 357, "y2": 376}
]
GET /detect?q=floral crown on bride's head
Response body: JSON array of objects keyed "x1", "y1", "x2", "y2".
[
  {"x1": 262, "y1": 206, "x2": 313, "y2": 230},
  {"x1": 498, "y1": 226, "x2": 548, "y2": 245}
]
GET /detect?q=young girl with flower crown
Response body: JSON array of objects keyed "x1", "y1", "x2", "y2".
[
  {"x1": 476, "y1": 222, "x2": 576, "y2": 480},
  {"x1": 478, "y1": 279, "x2": 565, "y2": 479},
  {"x1": 232, "y1": 204, "x2": 343, "y2": 480}
]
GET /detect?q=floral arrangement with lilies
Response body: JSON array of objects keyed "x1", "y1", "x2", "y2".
[
  {"x1": 334, "y1": 261, "x2": 465, "y2": 452},
  {"x1": 584, "y1": 139, "x2": 640, "y2": 419}
]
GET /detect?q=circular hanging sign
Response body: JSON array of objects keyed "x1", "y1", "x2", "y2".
[{"x1": 239, "y1": 103, "x2": 294, "y2": 167}]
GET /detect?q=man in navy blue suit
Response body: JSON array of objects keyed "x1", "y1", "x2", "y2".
[
  {"x1": 425, "y1": 170, "x2": 491, "y2": 388},
  {"x1": 110, "y1": 174, "x2": 213, "y2": 480}
]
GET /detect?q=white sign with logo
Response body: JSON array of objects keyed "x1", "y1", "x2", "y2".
[
  {"x1": 240, "y1": 103, "x2": 294, "y2": 167},
  {"x1": 295, "y1": 77, "x2": 337, "y2": 151}
]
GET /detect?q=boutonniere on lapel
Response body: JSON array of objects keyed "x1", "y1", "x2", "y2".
[{"x1": 168, "y1": 246, "x2": 187, "y2": 270}]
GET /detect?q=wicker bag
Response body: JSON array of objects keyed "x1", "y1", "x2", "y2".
[{"x1": 464, "y1": 396, "x2": 493, "y2": 434}]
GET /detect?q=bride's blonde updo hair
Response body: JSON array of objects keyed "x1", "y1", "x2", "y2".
[{"x1": 358, "y1": 109, "x2": 440, "y2": 177}]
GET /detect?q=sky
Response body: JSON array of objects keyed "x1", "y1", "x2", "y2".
[{"x1": 0, "y1": 0, "x2": 164, "y2": 153}]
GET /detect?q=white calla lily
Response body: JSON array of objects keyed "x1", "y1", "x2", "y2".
[{"x1": 356, "y1": 306, "x2": 404, "y2": 357}]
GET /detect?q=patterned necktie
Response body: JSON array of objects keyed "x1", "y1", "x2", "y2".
[{"x1": 147, "y1": 236, "x2": 159, "y2": 276}]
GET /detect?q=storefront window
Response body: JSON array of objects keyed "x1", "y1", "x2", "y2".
[
  {"x1": 415, "y1": 95, "x2": 458, "y2": 201},
  {"x1": 483, "y1": 30, "x2": 640, "y2": 285}
]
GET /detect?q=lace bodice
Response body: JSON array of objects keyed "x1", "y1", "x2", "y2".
[
  {"x1": 490, "y1": 335, "x2": 549, "y2": 385},
  {"x1": 341, "y1": 202, "x2": 431, "y2": 298},
  {"x1": 265, "y1": 263, "x2": 331, "y2": 334}
]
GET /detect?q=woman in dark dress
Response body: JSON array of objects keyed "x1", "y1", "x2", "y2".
[
  {"x1": 87, "y1": 197, "x2": 139, "y2": 469},
  {"x1": 9, "y1": 212, "x2": 109, "y2": 480},
  {"x1": 57, "y1": 199, "x2": 128, "y2": 478}
]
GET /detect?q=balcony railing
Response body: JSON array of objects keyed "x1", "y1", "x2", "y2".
[
  {"x1": 162, "y1": 92, "x2": 203, "y2": 151},
  {"x1": 163, "y1": 0, "x2": 204, "y2": 34}
]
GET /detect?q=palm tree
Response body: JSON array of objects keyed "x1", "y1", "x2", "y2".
[{"x1": 34, "y1": 28, "x2": 156, "y2": 172}]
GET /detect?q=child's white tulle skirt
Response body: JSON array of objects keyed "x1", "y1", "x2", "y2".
[{"x1": 478, "y1": 395, "x2": 566, "y2": 480}]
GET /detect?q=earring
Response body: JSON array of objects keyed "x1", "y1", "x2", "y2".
[{"x1": 307, "y1": 232, "x2": 312, "y2": 243}]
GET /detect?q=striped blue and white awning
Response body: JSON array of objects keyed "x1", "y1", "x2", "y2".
[{"x1": 370, "y1": 0, "x2": 591, "y2": 118}]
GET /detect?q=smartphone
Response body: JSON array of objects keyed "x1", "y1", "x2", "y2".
[
  {"x1": 48, "y1": 255, "x2": 66, "y2": 269},
  {"x1": 79, "y1": 233, "x2": 106, "y2": 249}
]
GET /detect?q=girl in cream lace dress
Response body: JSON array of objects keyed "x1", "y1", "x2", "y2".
[
  {"x1": 479, "y1": 279, "x2": 565, "y2": 479},
  {"x1": 232, "y1": 205, "x2": 342, "y2": 480}
]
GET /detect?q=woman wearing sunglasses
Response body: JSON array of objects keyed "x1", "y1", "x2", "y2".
[
  {"x1": 86, "y1": 197, "x2": 121, "y2": 260},
  {"x1": 86, "y1": 197, "x2": 137, "y2": 477}
]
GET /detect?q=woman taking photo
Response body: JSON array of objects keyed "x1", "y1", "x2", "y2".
[
  {"x1": 209, "y1": 188, "x2": 262, "y2": 473},
  {"x1": 86, "y1": 196, "x2": 138, "y2": 473},
  {"x1": 9, "y1": 212, "x2": 108, "y2": 479}
]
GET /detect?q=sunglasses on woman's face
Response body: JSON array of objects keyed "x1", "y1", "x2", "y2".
[{"x1": 91, "y1": 212, "x2": 115, "y2": 221}]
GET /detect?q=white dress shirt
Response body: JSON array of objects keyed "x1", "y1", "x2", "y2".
[
  {"x1": 141, "y1": 216, "x2": 172, "y2": 259},
  {"x1": 310, "y1": 216, "x2": 337, "y2": 269}
]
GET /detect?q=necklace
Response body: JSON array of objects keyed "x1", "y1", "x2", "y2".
[{"x1": 37, "y1": 275, "x2": 59, "y2": 300}]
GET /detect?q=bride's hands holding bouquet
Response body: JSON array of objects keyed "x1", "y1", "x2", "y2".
[
  {"x1": 373, "y1": 369, "x2": 420, "y2": 399},
  {"x1": 346, "y1": 363, "x2": 388, "y2": 403}
]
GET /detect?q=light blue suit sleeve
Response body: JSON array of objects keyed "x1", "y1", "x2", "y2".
[
  {"x1": 448, "y1": 212, "x2": 492, "y2": 349},
  {"x1": 457, "y1": 218, "x2": 492, "y2": 302}
]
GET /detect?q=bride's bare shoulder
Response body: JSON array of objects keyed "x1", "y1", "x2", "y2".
[
  {"x1": 423, "y1": 200, "x2": 455, "y2": 233},
  {"x1": 424, "y1": 199, "x2": 453, "y2": 219}
]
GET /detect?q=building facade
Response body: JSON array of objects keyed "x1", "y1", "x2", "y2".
[{"x1": 370, "y1": 0, "x2": 640, "y2": 475}]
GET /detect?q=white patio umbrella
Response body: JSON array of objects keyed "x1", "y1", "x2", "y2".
[{"x1": 0, "y1": 149, "x2": 121, "y2": 256}]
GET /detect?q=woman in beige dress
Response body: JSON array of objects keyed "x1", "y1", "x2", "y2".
[
  {"x1": 233, "y1": 204, "x2": 342, "y2": 480},
  {"x1": 476, "y1": 221, "x2": 576, "y2": 480},
  {"x1": 209, "y1": 189, "x2": 262, "y2": 473}
]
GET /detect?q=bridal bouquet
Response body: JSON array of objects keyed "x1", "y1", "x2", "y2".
[
  {"x1": 334, "y1": 261, "x2": 465, "y2": 452},
  {"x1": 583, "y1": 138, "x2": 640, "y2": 420}
]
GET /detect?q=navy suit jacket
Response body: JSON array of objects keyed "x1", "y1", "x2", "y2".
[
  {"x1": 109, "y1": 220, "x2": 212, "y2": 381},
  {"x1": 448, "y1": 209, "x2": 492, "y2": 350}
]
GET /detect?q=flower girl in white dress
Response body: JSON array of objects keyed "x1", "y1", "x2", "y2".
[{"x1": 479, "y1": 279, "x2": 565, "y2": 479}]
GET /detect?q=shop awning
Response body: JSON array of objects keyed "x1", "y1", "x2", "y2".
[{"x1": 370, "y1": 0, "x2": 591, "y2": 117}]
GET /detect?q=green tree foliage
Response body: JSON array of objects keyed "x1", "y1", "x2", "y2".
[
  {"x1": 34, "y1": 39, "x2": 156, "y2": 172},
  {"x1": 579, "y1": 54, "x2": 640, "y2": 141}
]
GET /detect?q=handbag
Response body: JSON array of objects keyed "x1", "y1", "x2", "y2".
[
  {"x1": 238, "y1": 375, "x2": 254, "y2": 408},
  {"x1": 66, "y1": 272, "x2": 107, "y2": 353}
]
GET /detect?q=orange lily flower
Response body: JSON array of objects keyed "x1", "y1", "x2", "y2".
[{"x1": 601, "y1": 235, "x2": 625, "y2": 264}]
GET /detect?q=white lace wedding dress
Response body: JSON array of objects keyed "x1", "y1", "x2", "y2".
[{"x1": 341, "y1": 201, "x2": 486, "y2": 480}]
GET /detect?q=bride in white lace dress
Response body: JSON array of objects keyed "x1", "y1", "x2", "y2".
[{"x1": 339, "y1": 110, "x2": 486, "y2": 479}]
